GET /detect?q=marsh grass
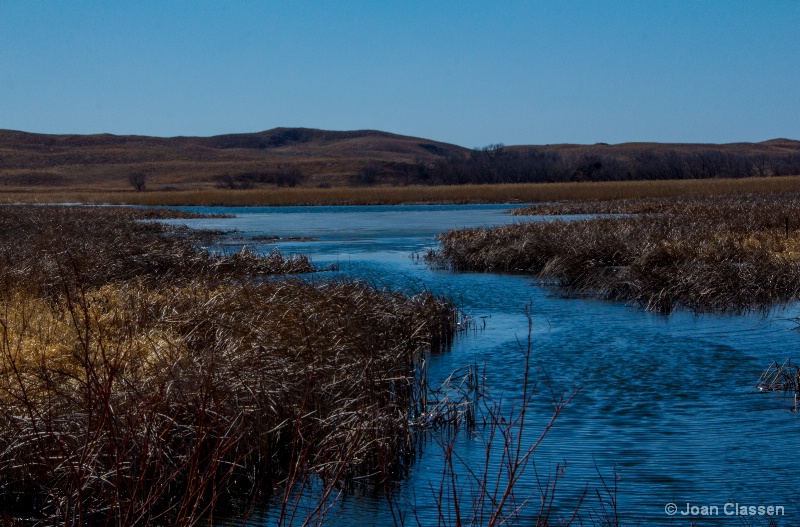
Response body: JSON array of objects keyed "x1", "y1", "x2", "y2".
[
  {"x1": 428, "y1": 193, "x2": 800, "y2": 313},
  {"x1": 0, "y1": 204, "x2": 768, "y2": 526},
  {"x1": 0, "y1": 205, "x2": 458, "y2": 525},
  {"x1": 2, "y1": 176, "x2": 800, "y2": 207}
]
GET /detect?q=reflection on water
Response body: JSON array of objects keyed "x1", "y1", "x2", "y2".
[{"x1": 164, "y1": 204, "x2": 800, "y2": 525}]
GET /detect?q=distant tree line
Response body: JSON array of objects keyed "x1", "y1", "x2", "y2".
[
  {"x1": 215, "y1": 166, "x2": 303, "y2": 189},
  {"x1": 363, "y1": 145, "x2": 800, "y2": 186}
]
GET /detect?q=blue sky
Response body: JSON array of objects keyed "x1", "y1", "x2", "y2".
[{"x1": 1, "y1": 1, "x2": 798, "y2": 147}]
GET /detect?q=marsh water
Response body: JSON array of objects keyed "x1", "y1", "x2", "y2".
[{"x1": 166, "y1": 204, "x2": 800, "y2": 525}]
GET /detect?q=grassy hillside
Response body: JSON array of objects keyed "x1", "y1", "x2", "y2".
[
  {"x1": 0, "y1": 128, "x2": 798, "y2": 203},
  {"x1": 0, "y1": 128, "x2": 467, "y2": 192}
]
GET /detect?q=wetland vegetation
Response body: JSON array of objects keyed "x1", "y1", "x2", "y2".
[
  {"x1": 3, "y1": 188, "x2": 800, "y2": 525},
  {"x1": 427, "y1": 193, "x2": 800, "y2": 313},
  {"x1": 0, "y1": 205, "x2": 458, "y2": 525},
  {"x1": 6, "y1": 176, "x2": 800, "y2": 208}
]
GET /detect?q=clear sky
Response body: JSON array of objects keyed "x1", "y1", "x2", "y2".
[{"x1": 1, "y1": 1, "x2": 798, "y2": 147}]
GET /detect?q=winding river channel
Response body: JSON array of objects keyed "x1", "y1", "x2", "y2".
[{"x1": 165, "y1": 204, "x2": 800, "y2": 526}]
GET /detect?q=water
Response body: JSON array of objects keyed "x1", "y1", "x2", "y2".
[{"x1": 164, "y1": 204, "x2": 800, "y2": 526}]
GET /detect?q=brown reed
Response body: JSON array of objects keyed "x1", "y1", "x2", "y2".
[
  {"x1": 3, "y1": 175, "x2": 800, "y2": 207},
  {"x1": 0, "y1": 205, "x2": 458, "y2": 525},
  {"x1": 756, "y1": 359, "x2": 800, "y2": 394},
  {"x1": 428, "y1": 193, "x2": 800, "y2": 313}
]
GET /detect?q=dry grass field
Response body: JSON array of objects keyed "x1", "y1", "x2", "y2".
[{"x1": 0, "y1": 176, "x2": 798, "y2": 206}]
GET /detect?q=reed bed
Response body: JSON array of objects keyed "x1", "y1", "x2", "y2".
[
  {"x1": 0, "y1": 205, "x2": 458, "y2": 525},
  {"x1": 0, "y1": 205, "x2": 313, "y2": 297},
  {"x1": 3, "y1": 175, "x2": 800, "y2": 207},
  {"x1": 428, "y1": 193, "x2": 800, "y2": 313}
]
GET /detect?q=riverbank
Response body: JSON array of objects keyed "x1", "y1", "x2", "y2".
[
  {"x1": 2, "y1": 176, "x2": 800, "y2": 206},
  {"x1": 427, "y1": 192, "x2": 800, "y2": 313},
  {"x1": 0, "y1": 205, "x2": 457, "y2": 525}
]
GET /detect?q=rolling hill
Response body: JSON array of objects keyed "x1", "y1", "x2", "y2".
[
  {"x1": 0, "y1": 128, "x2": 798, "y2": 192},
  {"x1": 0, "y1": 128, "x2": 467, "y2": 191}
]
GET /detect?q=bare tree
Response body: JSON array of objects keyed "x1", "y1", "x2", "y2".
[
  {"x1": 354, "y1": 163, "x2": 382, "y2": 185},
  {"x1": 128, "y1": 172, "x2": 147, "y2": 191},
  {"x1": 275, "y1": 165, "x2": 303, "y2": 187}
]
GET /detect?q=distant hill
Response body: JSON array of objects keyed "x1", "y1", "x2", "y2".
[
  {"x1": 0, "y1": 128, "x2": 798, "y2": 191},
  {"x1": 511, "y1": 139, "x2": 800, "y2": 158},
  {"x1": 0, "y1": 128, "x2": 467, "y2": 191}
]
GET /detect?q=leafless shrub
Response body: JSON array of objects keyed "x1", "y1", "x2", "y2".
[{"x1": 418, "y1": 304, "x2": 585, "y2": 527}]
